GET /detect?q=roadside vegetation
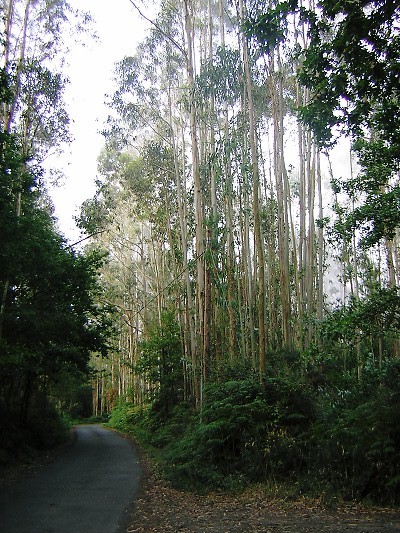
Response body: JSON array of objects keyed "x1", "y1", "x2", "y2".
[{"x1": 108, "y1": 344, "x2": 400, "y2": 505}]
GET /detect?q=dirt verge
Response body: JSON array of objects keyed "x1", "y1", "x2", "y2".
[{"x1": 126, "y1": 448, "x2": 400, "y2": 533}]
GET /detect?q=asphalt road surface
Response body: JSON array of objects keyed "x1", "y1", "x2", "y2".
[{"x1": 0, "y1": 425, "x2": 141, "y2": 533}]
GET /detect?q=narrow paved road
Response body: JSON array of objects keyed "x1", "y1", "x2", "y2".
[{"x1": 0, "y1": 425, "x2": 141, "y2": 533}]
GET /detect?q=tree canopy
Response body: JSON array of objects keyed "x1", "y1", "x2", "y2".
[
  {"x1": 247, "y1": 0, "x2": 400, "y2": 248},
  {"x1": 0, "y1": 0, "x2": 109, "y2": 456}
]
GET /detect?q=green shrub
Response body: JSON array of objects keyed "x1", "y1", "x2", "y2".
[
  {"x1": 107, "y1": 401, "x2": 144, "y2": 433},
  {"x1": 163, "y1": 377, "x2": 315, "y2": 491},
  {"x1": 0, "y1": 395, "x2": 70, "y2": 464},
  {"x1": 107, "y1": 367, "x2": 400, "y2": 504},
  {"x1": 308, "y1": 359, "x2": 400, "y2": 504}
]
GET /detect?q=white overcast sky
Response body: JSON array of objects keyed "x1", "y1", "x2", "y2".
[{"x1": 49, "y1": 0, "x2": 149, "y2": 242}]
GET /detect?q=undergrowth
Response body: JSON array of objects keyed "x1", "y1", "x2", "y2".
[
  {"x1": 0, "y1": 395, "x2": 71, "y2": 465},
  {"x1": 108, "y1": 369, "x2": 400, "y2": 505}
]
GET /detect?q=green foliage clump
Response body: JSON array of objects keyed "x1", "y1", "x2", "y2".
[
  {"x1": 0, "y1": 393, "x2": 70, "y2": 465},
  {"x1": 310, "y1": 360, "x2": 400, "y2": 504},
  {"x1": 161, "y1": 377, "x2": 314, "y2": 491},
  {"x1": 108, "y1": 401, "x2": 141, "y2": 433}
]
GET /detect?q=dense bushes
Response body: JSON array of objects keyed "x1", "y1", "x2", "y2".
[
  {"x1": 108, "y1": 363, "x2": 400, "y2": 504},
  {"x1": 309, "y1": 360, "x2": 400, "y2": 503},
  {"x1": 162, "y1": 378, "x2": 314, "y2": 490},
  {"x1": 0, "y1": 393, "x2": 70, "y2": 464},
  {"x1": 108, "y1": 377, "x2": 314, "y2": 491},
  {"x1": 108, "y1": 401, "x2": 145, "y2": 434}
]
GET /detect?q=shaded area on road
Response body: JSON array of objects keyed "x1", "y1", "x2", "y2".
[{"x1": 0, "y1": 425, "x2": 141, "y2": 533}]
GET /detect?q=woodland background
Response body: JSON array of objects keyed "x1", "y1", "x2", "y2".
[{"x1": 1, "y1": 0, "x2": 399, "y2": 505}]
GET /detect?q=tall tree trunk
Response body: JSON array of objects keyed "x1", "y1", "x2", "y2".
[
  {"x1": 219, "y1": 0, "x2": 237, "y2": 362},
  {"x1": 316, "y1": 150, "x2": 324, "y2": 324},
  {"x1": 270, "y1": 58, "x2": 292, "y2": 349},
  {"x1": 305, "y1": 140, "x2": 316, "y2": 345},
  {"x1": 183, "y1": 0, "x2": 206, "y2": 392},
  {"x1": 178, "y1": 119, "x2": 198, "y2": 398},
  {"x1": 239, "y1": 0, "x2": 266, "y2": 378}
]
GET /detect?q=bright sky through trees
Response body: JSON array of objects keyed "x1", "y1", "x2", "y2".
[{"x1": 49, "y1": 0, "x2": 148, "y2": 241}]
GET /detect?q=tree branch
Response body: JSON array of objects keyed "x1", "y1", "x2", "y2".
[{"x1": 128, "y1": 0, "x2": 187, "y2": 57}]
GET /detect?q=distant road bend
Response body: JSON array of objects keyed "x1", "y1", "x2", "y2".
[{"x1": 0, "y1": 425, "x2": 141, "y2": 533}]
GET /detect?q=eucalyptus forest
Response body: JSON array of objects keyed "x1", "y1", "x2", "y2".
[{"x1": 1, "y1": 0, "x2": 400, "y2": 506}]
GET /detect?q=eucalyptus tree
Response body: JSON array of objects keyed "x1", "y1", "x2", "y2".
[
  {"x1": 246, "y1": 0, "x2": 400, "y2": 374},
  {"x1": 237, "y1": 0, "x2": 268, "y2": 376},
  {"x1": 243, "y1": 2, "x2": 336, "y2": 356},
  {"x1": 295, "y1": 1, "x2": 398, "y2": 275},
  {"x1": 103, "y1": 0, "x2": 242, "y2": 401},
  {"x1": 1, "y1": 0, "x2": 77, "y2": 156},
  {"x1": 0, "y1": 0, "x2": 91, "y2": 347},
  {"x1": 300, "y1": 0, "x2": 400, "y2": 365},
  {"x1": 238, "y1": 0, "x2": 301, "y2": 360},
  {"x1": 103, "y1": 1, "x2": 209, "y2": 401},
  {"x1": 182, "y1": 0, "x2": 209, "y2": 390},
  {"x1": 194, "y1": 45, "x2": 244, "y2": 366},
  {"x1": 80, "y1": 142, "x2": 175, "y2": 405}
]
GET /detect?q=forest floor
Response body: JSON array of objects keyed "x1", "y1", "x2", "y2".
[{"x1": 126, "y1": 446, "x2": 400, "y2": 533}]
